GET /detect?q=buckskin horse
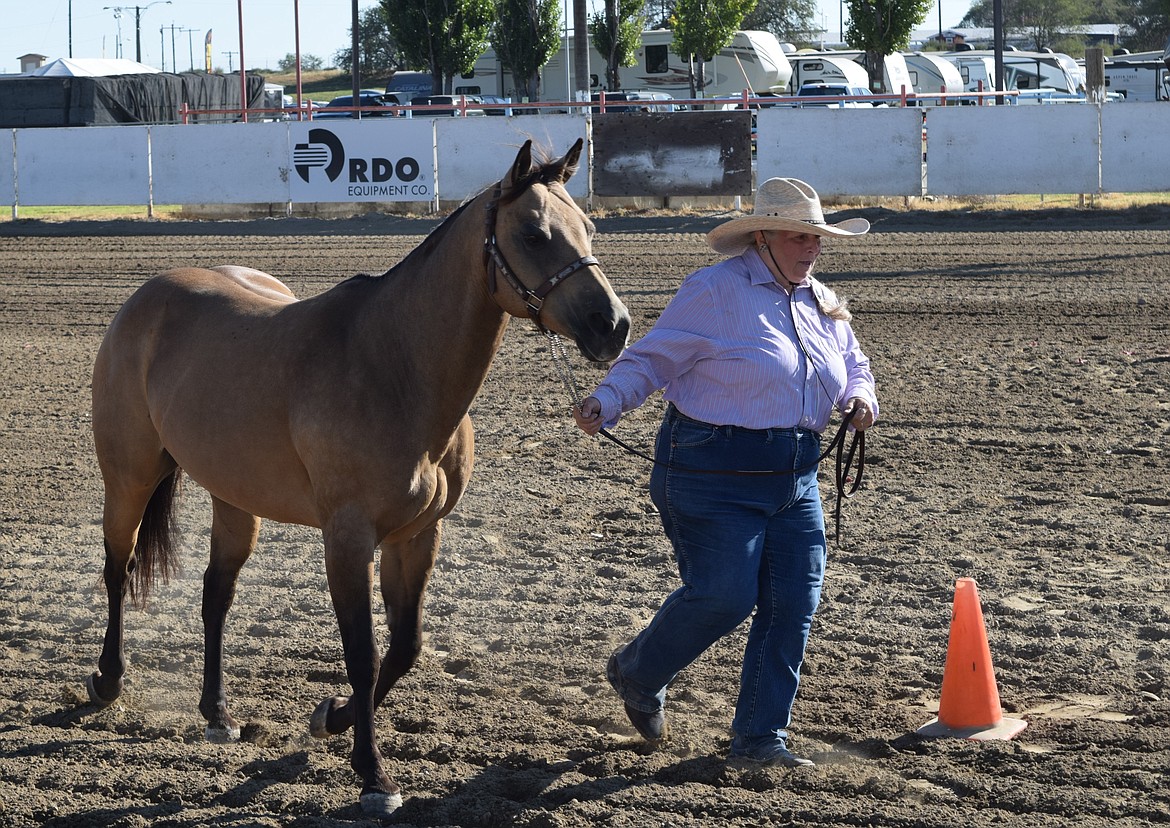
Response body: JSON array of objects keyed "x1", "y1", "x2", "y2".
[{"x1": 87, "y1": 140, "x2": 630, "y2": 817}]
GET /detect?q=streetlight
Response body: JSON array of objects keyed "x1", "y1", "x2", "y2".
[
  {"x1": 99, "y1": 2, "x2": 170, "y2": 64},
  {"x1": 108, "y1": 8, "x2": 124, "y2": 58}
]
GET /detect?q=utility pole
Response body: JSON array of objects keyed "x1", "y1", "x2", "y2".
[
  {"x1": 133, "y1": 1, "x2": 171, "y2": 64},
  {"x1": 223, "y1": 50, "x2": 238, "y2": 72},
  {"x1": 163, "y1": 23, "x2": 183, "y2": 72},
  {"x1": 182, "y1": 28, "x2": 197, "y2": 71}
]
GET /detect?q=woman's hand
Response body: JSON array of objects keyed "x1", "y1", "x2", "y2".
[
  {"x1": 845, "y1": 397, "x2": 875, "y2": 431},
  {"x1": 574, "y1": 396, "x2": 604, "y2": 435}
]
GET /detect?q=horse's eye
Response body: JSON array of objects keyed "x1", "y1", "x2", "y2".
[{"x1": 520, "y1": 224, "x2": 547, "y2": 249}]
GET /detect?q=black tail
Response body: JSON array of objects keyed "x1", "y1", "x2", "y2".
[{"x1": 130, "y1": 470, "x2": 182, "y2": 607}]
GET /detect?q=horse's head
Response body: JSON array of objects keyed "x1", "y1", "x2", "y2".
[{"x1": 483, "y1": 139, "x2": 630, "y2": 362}]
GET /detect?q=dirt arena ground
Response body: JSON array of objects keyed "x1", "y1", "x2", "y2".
[{"x1": 1, "y1": 205, "x2": 1167, "y2": 827}]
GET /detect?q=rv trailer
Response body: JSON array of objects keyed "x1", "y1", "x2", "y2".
[
  {"x1": 804, "y1": 49, "x2": 915, "y2": 96},
  {"x1": 940, "y1": 50, "x2": 1087, "y2": 102},
  {"x1": 461, "y1": 29, "x2": 793, "y2": 103},
  {"x1": 904, "y1": 52, "x2": 965, "y2": 100},
  {"x1": 1100, "y1": 52, "x2": 1168, "y2": 101},
  {"x1": 787, "y1": 53, "x2": 870, "y2": 92}
]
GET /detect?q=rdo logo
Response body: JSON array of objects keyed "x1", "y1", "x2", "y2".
[{"x1": 293, "y1": 128, "x2": 422, "y2": 190}]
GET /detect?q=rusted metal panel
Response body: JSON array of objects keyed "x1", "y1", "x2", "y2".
[{"x1": 592, "y1": 110, "x2": 752, "y2": 196}]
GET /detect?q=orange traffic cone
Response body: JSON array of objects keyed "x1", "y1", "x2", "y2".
[{"x1": 917, "y1": 578, "x2": 1028, "y2": 740}]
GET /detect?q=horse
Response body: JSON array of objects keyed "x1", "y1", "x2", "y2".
[{"x1": 86, "y1": 139, "x2": 631, "y2": 818}]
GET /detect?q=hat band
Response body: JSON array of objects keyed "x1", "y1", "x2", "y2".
[{"x1": 760, "y1": 211, "x2": 826, "y2": 226}]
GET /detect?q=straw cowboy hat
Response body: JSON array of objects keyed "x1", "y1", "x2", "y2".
[{"x1": 706, "y1": 178, "x2": 870, "y2": 255}]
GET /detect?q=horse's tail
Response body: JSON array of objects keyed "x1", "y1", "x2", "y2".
[{"x1": 130, "y1": 469, "x2": 182, "y2": 607}]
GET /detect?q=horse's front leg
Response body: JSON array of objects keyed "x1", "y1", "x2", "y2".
[
  {"x1": 318, "y1": 517, "x2": 401, "y2": 818},
  {"x1": 311, "y1": 524, "x2": 441, "y2": 737},
  {"x1": 199, "y1": 497, "x2": 260, "y2": 742}
]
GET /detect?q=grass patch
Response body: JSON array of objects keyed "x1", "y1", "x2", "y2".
[
  {"x1": 0, "y1": 205, "x2": 187, "y2": 222},
  {"x1": 260, "y1": 69, "x2": 394, "y2": 104}
]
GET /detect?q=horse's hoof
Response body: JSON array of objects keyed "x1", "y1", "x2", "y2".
[
  {"x1": 205, "y1": 723, "x2": 242, "y2": 743},
  {"x1": 85, "y1": 672, "x2": 121, "y2": 707},
  {"x1": 360, "y1": 790, "x2": 403, "y2": 819},
  {"x1": 309, "y1": 695, "x2": 346, "y2": 739}
]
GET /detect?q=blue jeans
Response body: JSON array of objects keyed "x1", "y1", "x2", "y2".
[{"x1": 610, "y1": 405, "x2": 827, "y2": 744}]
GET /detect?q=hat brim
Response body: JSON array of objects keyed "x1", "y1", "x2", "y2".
[{"x1": 706, "y1": 215, "x2": 870, "y2": 255}]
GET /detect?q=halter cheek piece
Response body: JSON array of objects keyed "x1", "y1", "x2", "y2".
[{"x1": 482, "y1": 182, "x2": 599, "y2": 330}]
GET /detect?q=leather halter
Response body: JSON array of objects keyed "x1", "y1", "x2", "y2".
[{"x1": 482, "y1": 182, "x2": 599, "y2": 330}]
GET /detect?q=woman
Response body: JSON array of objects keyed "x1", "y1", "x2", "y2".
[{"x1": 573, "y1": 178, "x2": 878, "y2": 767}]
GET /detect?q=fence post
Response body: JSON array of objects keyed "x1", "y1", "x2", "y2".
[{"x1": 1085, "y1": 48, "x2": 1105, "y2": 104}]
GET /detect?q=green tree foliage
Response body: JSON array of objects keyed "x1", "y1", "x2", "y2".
[
  {"x1": 671, "y1": 0, "x2": 759, "y2": 94},
  {"x1": 741, "y1": 0, "x2": 821, "y2": 43},
  {"x1": 959, "y1": 0, "x2": 1089, "y2": 50},
  {"x1": 961, "y1": 0, "x2": 1169, "y2": 52},
  {"x1": 278, "y1": 53, "x2": 326, "y2": 72},
  {"x1": 590, "y1": 0, "x2": 647, "y2": 90},
  {"x1": 332, "y1": 5, "x2": 405, "y2": 74},
  {"x1": 492, "y1": 0, "x2": 561, "y2": 100},
  {"x1": 384, "y1": 0, "x2": 493, "y2": 93},
  {"x1": 844, "y1": 0, "x2": 934, "y2": 89},
  {"x1": 1123, "y1": 0, "x2": 1170, "y2": 50}
]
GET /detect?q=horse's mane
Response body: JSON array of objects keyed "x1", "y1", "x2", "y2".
[{"x1": 349, "y1": 148, "x2": 572, "y2": 284}]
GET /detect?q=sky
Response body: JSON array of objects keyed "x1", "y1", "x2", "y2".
[{"x1": 1, "y1": 0, "x2": 976, "y2": 76}]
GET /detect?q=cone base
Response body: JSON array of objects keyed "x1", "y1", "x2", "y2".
[{"x1": 917, "y1": 716, "x2": 1028, "y2": 741}]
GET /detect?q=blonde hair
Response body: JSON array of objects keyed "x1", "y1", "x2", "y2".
[{"x1": 811, "y1": 279, "x2": 852, "y2": 322}]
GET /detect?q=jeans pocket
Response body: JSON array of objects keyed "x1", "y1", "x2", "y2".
[{"x1": 671, "y1": 416, "x2": 721, "y2": 448}]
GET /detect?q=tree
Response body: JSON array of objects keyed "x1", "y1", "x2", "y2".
[
  {"x1": 671, "y1": 0, "x2": 759, "y2": 96},
  {"x1": 385, "y1": 0, "x2": 494, "y2": 93},
  {"x1": 492, "y1": 0, "x2": 561, "y2": 100},
  {"x1": 589, "y1": 0, "x2": 646, "y2": 90},
  {"x1": 277, "y1": 53, "x2": 326, "y2": 72},
  {"x1": 333, "y1": 5, "x2": 406, "y2": 74},
  {"x1": 960, "y1": 0, "x2": 1152, "y2": 52},
  {"x1": 844, "y1": 0, "x2": 933, "y2": 90},
  {"x1": 741, "y1": 0, "x2": 820, "y2": 43},
  {"x1": 1120, "y1": 0, "x2": 1170, "y2": 50}
]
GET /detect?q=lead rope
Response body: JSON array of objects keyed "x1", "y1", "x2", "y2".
[{"x1": 544, "y1": 331, "x2": 865, "y2": 543}]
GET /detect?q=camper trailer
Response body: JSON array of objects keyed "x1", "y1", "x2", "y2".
[
  {"x1": 904, "y1": 52, "x2": 965, "y2": 101},
  {"x1": 787, "y1": 53, "x2": 870, "y2": 92},
  {"x1": 806, "y1": 49, "x2": 914, "y2": 95},
  {"x1": 461, "y1": 29, "x2": 792, "y2": 103},
  {"x1": 941, "y1": 50, "x2": 1086, "y2": 102},
  {"x1": 1100, "y1": 53, "x2": 1168, "y2": 101}
]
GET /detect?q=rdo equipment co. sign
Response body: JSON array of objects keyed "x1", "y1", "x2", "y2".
[{"x1": 289, "y1": 123, "x2": 433, "y2": 203}]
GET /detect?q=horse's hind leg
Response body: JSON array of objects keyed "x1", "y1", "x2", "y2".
[
  {"x1": 199, "y1": 496, "x2": 260, "y2": 743},
  {"x1": 88, "y1": 466, "x2": 180, "y2": 706},
  {"x1": 310, "y1": 524, "x2": 439, "y2": 739}
]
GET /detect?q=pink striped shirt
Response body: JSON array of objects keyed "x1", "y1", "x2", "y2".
[{"x1": 592, "y1": 247, "x2": 878, "y2": 433}]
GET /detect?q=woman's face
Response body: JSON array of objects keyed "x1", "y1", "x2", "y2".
[{"x1": 759, "y1": 229, "x2": 822, "y2": 284}]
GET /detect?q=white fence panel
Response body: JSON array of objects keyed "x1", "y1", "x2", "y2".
[
  {"x1": 1100, "y1": 103, "x2": 1170, "y2": 193},
  {"x1": 0, "y1": 131, "x2": 13, "y2": 205},
  {"x1": 16, "y1": 126, "x2": 149, "y2": 206},
  {"x1": 286, "y1": 119, "x2": 435, "y2": 204},
  {"x1": 926, "y1": 106, "x2": 1099, "y2": 195},
  {"x1": 756, "y1": 107, "x2": 924, "y2": 196},
  {"x1": 152, "y1": 122, "x2": 291, "y2": 204},
  {"x1": 436, "y1": 116, "x2": 589, "y2": 200}
]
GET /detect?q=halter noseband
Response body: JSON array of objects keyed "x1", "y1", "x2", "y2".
[{"x1": 482, "y1": 182, "x2": 598, "y2": 329}]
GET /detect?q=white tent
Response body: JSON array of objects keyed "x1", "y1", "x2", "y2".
[{"x1": 30, "y1": 58, "x2": 161, "y2": 77}]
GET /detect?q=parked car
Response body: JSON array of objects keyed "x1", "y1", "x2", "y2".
[
  {"x1": 410, "y1": 95, "x2": 486, "y2": 116},
  {"x1": 590, "y1": 90, "x2": 677, "y2": 113},
  {"x1": 478, "y1": 94, "x2": 511, "y2": 115},
  {"x1": 315, "y1": 91, "x2": 400, "y2": 118},
  {"x1": 794, "y1": 82, "x2": 886, "y2": 108}
]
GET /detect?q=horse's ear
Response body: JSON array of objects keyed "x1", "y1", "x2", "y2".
[
  {"x1": 555, "y1": 138, "x2": 584, "y2": 183},
  {"x1": 506, "y1": 140, "x2": 534, "y2": 187}
]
